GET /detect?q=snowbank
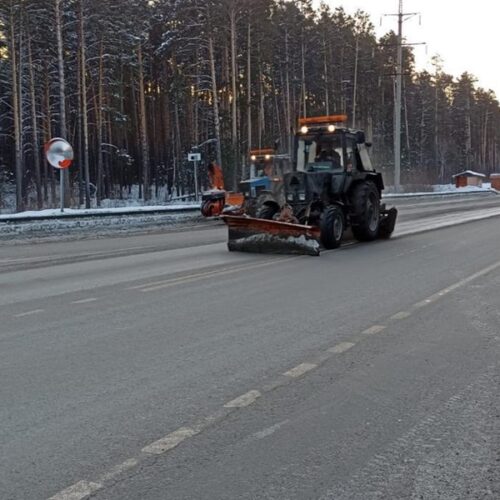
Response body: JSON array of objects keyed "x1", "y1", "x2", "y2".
[
  {"x1": 0, "y1": 204, "x2": 200, "y2": 221},
  {"x1": 384, "y1": 183, "x2": 496, "y2": 198}
]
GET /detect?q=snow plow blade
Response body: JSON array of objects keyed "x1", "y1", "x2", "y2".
[{"x1": 221, "y1": 215, "x2": 321, "y2": 256}]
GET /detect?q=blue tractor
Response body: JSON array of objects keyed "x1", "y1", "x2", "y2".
[{"x1": 231, "y1": 149, "x2": 288, "y2": 217}]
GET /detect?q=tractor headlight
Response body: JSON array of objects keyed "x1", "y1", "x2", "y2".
[
  {"x1": 300, "y1": 125, "x2": 309, "y2": 134},
  {"x1": 250, "y1": 155, "x2": 256, "y2": 161},
  {"x1": 287, "y1": 193, "x2": 294, "y2": 201},
  {"x1": 299, "y1": 193, "x2": 306, "y2": 201},
  {"x1": 327, "y1": 124, "x2": 336, "y2": 132}
]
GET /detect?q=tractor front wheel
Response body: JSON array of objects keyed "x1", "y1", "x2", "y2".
[
  {"x1": 257, "y1": 203, "x2": 279, "y2": 220},
  {"x1": 320, "y1": 205, "x2": 344, "y2": 249}
]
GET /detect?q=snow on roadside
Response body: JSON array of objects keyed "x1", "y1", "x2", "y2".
[
  {"x1": 0, "y1": 211, "x2": 209, "y2": 244},
  {"x1": 0, "y1": 203, "x2": 200, "y2": 220},
  {"x1": 384, "y1": 183, "x2": 496, "y2": 198}
]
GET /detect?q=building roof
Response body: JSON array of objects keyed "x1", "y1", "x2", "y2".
[{"x1": 452, "y1": 170, "x2": 486, "y2": 178}]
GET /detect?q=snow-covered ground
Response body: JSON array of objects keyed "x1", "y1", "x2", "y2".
[
  {"x1": 384, "y1": 183, "x2": 496, "y2": 198},
  {"x1": 0, "y1": 211, "x2": 209, "y2": 243},
  {"x1": 433, "y1": 182, "x2": 493, "y2": 193}
]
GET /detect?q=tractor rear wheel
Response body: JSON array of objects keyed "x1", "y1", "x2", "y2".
[
  {"x1": 257, "y1": 204, "x2": 279, "y2": 220},
  {"x1": 320, "y1": 205, "x2": 344, "y2": 249},
  {"x1": 351, "y1": 181, "x2": 380, "y2": 241}
]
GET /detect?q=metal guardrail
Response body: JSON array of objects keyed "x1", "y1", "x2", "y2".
[
  {"x1": 0, "y1": 205, "x2": 201, "y2": 224},
  {"x1": 383, "y1": 189, "x2": 499, "y2": 200}
]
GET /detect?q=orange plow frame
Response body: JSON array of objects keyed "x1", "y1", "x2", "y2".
[{"x1": 221, "y1": 215, "x2": 321, "y2": 256}]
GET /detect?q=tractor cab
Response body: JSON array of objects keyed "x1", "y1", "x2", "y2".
[
  {"x1": 249, "y1": 148, "x2": 275, "y2": 178},
  {"x1": 284, "y1": 115, "x2": 380, "y2": 207},
  {"x1": 238, "y1": 149, "x2": 280, "y2": 200},
  {"x1": 295, "y1": 115, "x2": 374, "y2": 174},
  {"x1": 234, "y1": 148, "x2": 290, "y2": 216}
]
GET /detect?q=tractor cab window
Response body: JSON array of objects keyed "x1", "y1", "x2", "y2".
[
  {"x1": 253, "y1": 160, "x2": 273, "y2": 177},
  {"x1": 298, "y1": 136, "x2": 344, "y2": 172},
  {"x1": 345, "y1": 139, "x2": 357, "y2": 172},
  {"x1": 345, "y1": 138, "x2": 374, "y2": 172}
]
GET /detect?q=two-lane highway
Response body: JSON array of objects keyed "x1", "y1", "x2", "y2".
[{"x1": 0, "y1": 201, "x2": 499, "y2": 499}]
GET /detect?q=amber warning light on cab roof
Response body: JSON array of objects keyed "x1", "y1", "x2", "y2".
[
  {"x1": 249, "y1": 148, "x2": 275, "y2": 161},
  {"x1": 298, "y1": 114, "x2": 348, "y2": 134}
]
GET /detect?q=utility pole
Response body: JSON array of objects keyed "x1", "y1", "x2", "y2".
[
  {"x1": 394, "y1": 1, "x2": 403, "y2": 192},
  {"x1": 383, "y1": 1, "x2": 423, "y2": 192},
  {"x1": 352, "y1": 37, "x2": 359, "y2": 129}
]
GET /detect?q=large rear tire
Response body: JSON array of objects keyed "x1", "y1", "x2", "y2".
[
  {"x1": 320, "y1": 205, "x2": 344, "y2": 249},
  {"x1": 351, "y1": 181, "x2": 380, "y2": 241},
  {"x1": 257, "y1": 204, "x2": 279, "y2": 220}
]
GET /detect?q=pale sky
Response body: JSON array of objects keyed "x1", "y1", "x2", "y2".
[{"x1": 318, "y1": 0, "x2": 500, "y2": 97}]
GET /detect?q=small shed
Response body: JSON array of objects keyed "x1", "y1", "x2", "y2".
[
  {"x1": 452, "y1": 170, "x2": 486, "y2": 188},
  {"x1": 490, "y1": 173, "x2": 500, "y2": 190}
]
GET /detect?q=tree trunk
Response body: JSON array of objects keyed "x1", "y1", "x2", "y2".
[
  {"x1": 465, "y1": 91, "x2": 472, "y2": 169},
  {"x1": 96, "y1": 41, "x2": 105, "y2": 205},
  {"x1": 323, "y1": 36, "x2": 329, "y2": 115},
  {"x1": 44, "y1": 66, "x2": 55, "y2": 205},
  {"x1": 301, "y1": 31, "x2": 306, "y2": 118},
  {"x1": 10, "y1": 2, "x2": 23, "y2": 212},
  {"x1": 79, "y1": 0, "x2": 91, "y2": 208},
  {"x1": 208, "y1": 35, "x2": 223, "y2": 167},
  {"x1": 28, "y1": 37, "x2": 42, "y2": 210},
  {"x1": 284, "y1": 30, "x2": 292, "y2": 157},
  {"x1": 246, "y1": 21, "x2": 252, "y2": 170},
  {"x1": 230, "y1": 7, "x2": 238, "y2": 188},
  {"x1": 137, "y1": 44, "x2": 150, "y2": 201}
]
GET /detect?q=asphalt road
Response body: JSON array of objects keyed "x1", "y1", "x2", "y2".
[{"x1": 1, "y1": 201, "x2": 499, "y2": 499}]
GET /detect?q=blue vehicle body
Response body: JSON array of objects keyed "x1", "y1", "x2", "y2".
[{"x1": 238, "y1": 176, "x2": 272, "y2": 200}]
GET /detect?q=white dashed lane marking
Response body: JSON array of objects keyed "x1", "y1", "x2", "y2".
[
  {"x1": 224, "y1": 390, "x2": 261, "y2": 408},
  {"x1": 71, "y1": 297, "x2": 98, "y2": 305},
  {"x1": 250, "y1": 420, "x2": 290, "y2": 441},
  {"x1": 98, "y1": 458, "x2": 139, "y2": 483},
  {"x1": 328, "y1": 342, "x2": 356, "y2": 354},
  {"x1": 14, "y1": 309, "x2": 44, "y2": 318},
  {"x1": 362, "y1": 325, "x2": 386, "y2": 335},
  {"x1": 390, "y1": 311, "x2": 411, "y2": 320},
  {"x1": 284, "y1": 363, "x2": 318, "y2": 378},
  {"x1": 142, "y1": 427, "x2": 199, "y2": 455},
  {"x1": 47, "y1": 480, "x2": 102, "y2": 500}
]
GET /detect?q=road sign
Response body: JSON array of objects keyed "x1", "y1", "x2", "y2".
[
  {"x1": 44, "y1": 138, "x2": 74, "y2": 212},
  {"x1": 188, "y1": 153, "x2": 201, "y2": 162},
  {"x1": 44, "y1": 138, "x2": 74, "y2": 169}
]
